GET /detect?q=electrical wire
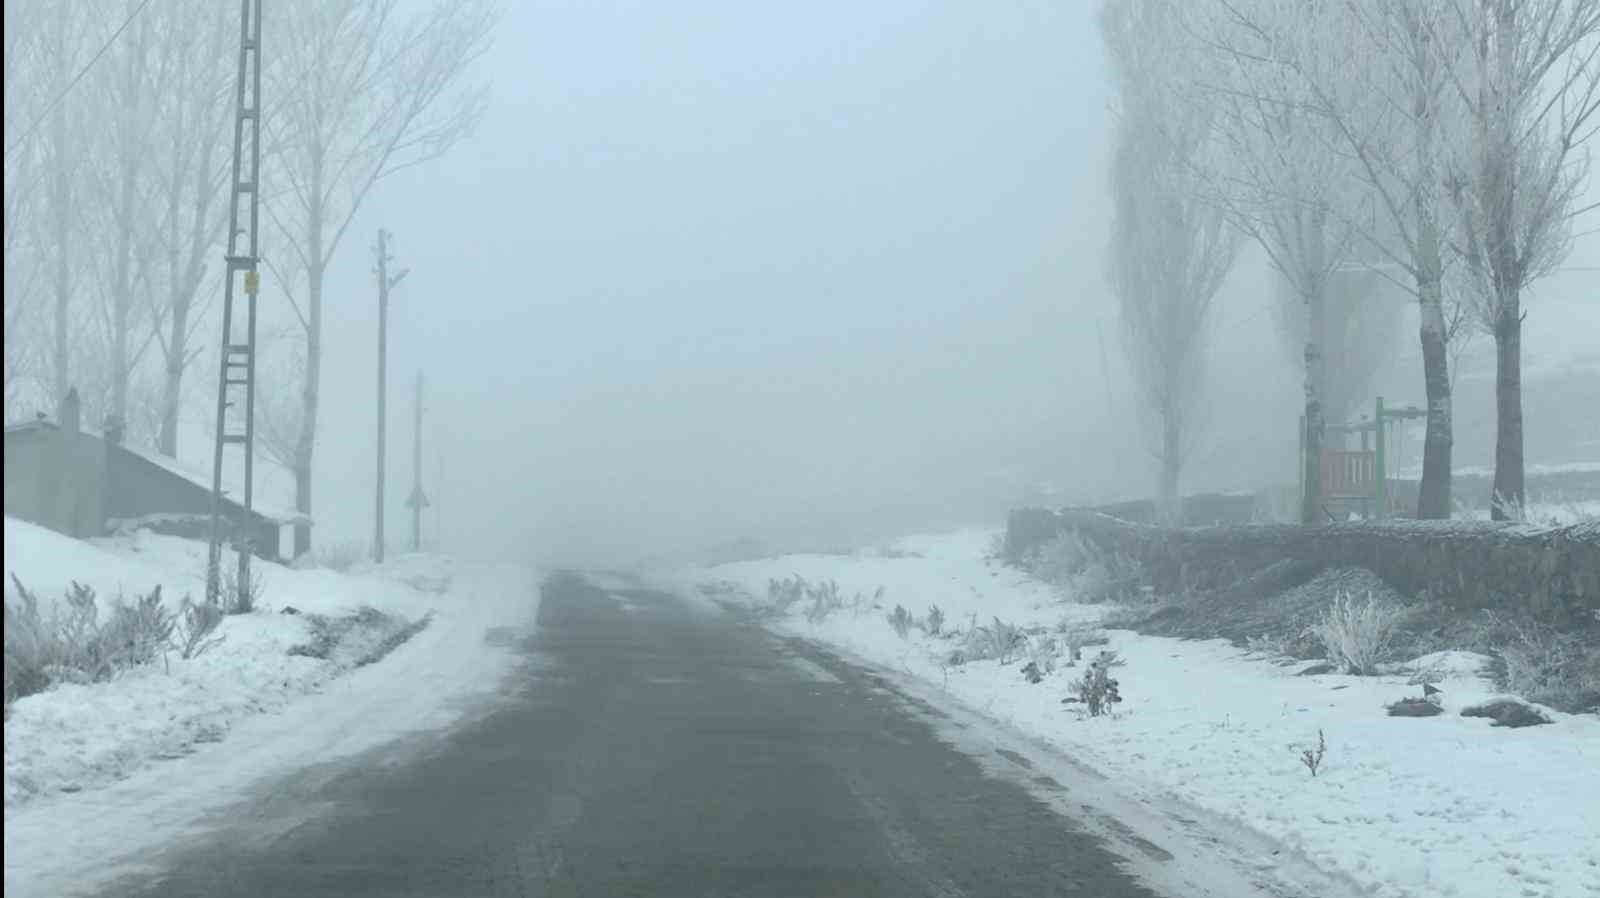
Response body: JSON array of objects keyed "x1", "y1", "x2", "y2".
[{"x1": 4, "y1": 0, "x2": 159, "y2": 160}]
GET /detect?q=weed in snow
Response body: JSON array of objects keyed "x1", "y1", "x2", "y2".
[
  {"x1": 1298, "y1": 729, "x2": 1327, "y2": 777},
  {"x1": 1066, "y1": 650, "x2": 1123, "y2": 716},
  {"x1": 886, "y1": 604, "x2": 913, "y2": 639}
]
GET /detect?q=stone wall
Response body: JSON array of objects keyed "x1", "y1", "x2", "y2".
[{"x1": 1006, "y1": 508, "x2": 1600, "y2": 628}]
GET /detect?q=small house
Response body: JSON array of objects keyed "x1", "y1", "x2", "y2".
[{"x1": 3, "y1": 390, "x2": 306, "y2": 560}]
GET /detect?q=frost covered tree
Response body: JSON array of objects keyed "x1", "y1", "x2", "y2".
[
  {"x1": 259, "y1": 0, "x2": 497, "y2": 556},
  {"x1": 1257, "y1": 0, "x2": 1473, "y2": 519},
  {"x1": 1185, "y1": 0, "x2": 1364, "y2": 523},
  {"x1": 80, "y1": 0, "x2": 164, "y2": 443},
  {"x1": 1102, "y1": 0, "x2": 1241, "y2": 526},
  {"x1": 1270, "y1": 254, "x2": 1406, "y2": 431},
  {"x1": 3, "y1": 3, "x2": 48, "y2": 412},
  {"x1": 145, "y1": 0, "x2": 238, "y2": 457},
  {"x1": 1440, "y1": 0, "x2": 1600, "y2": 518}
]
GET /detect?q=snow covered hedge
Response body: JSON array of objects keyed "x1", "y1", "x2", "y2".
[{"x1": 1007, "y1": 509, "x2": 1600, "y2": 628}]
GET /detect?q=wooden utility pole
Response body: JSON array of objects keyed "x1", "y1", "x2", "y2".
[
  {"x1": 406, "y1": 370, "x2": 430, "y2": 552},
  {"x1": 373, "y1": 229, "x2": 407, "y2": 563}
]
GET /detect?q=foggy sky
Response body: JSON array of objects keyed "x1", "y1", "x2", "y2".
[{"x1": 282, "y1": 0, "x2": 1598, "y2": 567}]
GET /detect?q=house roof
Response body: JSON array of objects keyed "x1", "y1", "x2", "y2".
[
  {"x1": 115, "y1": 441, "x2": 309, "y2": 526},
  {"x1": 5, "y1": 419, "x2": 309, "y2": 526}
]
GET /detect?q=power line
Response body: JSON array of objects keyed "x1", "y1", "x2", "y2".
[{"x1": 3, "y1": 0, "x2": 159, "y2": 161}]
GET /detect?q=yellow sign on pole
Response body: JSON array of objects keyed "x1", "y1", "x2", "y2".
[{"x1": 244, "y1": 270, "x2": 260, "y2": 295}]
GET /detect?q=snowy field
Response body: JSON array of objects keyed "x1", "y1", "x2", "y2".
[
  {"x1": 680, "y1": 529, "x2": 1600, "y2": 898},
  {"x1": 1454, "y1": 499, "x2": 1600, "y2": 526},
  {"x1": 3, "y1": 516, "x2": 540, "y2": 898}
]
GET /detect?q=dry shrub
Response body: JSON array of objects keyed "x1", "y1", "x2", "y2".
[
  {"x1": 3, "y1": 578, "x2": 175, "y2": 708},
  {"x1": 1496, "y1": 619, "x2": 1600, "y2": 714},
  {"x1": 1070, "y1": 650, "x2": 1123, "y2": 716},
  {"x1": 886, "y1": 605, "x2": 913, "y2": 639},
  {"x1": 1025, "y1": 530, "x2": 1143, "y2": 604},
  {"x1": 1312, "y1": 591, "x2": 1406, "y2": 675}
]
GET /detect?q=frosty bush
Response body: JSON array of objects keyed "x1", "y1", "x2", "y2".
[
  {"x1": 1070, "y1": 650, "x2": 1123, "y2": 716},
  {"x1": 887, "y1": 604, "x2": 913, "y2": 639},
  {"x1": 766, "y1": 576, "x2": 807, "y2": 615},
  {"x1": 1025, "y1": 634, "x2": 1062, "y2": 675},
  {"x1": 103, "y1": 586, "x2": 177, "y2": 668},
  {"x1": 923, "y1": 604, "x2": 945, "y2": 637},
  {"x1": 4, "y1": 577, "x2": 55, "y2": 706},
  {"x1": 804, "y1": 579, "x2": 847, "y2": 623},
  {"x1": 964, "y1": 617, "x2": 1027, "y2": 664},
  {"x1": 1058, "y1": 623, "x2": 1109, "y2": 665},
  {"x1": 176, "y1": 595, "x2": 227, "y2": 660},
  {"x1": 3, "y1": 578, "x2": 177, "y2": 708},
  {"x1": 1312, "y1": 591, "x2": 1406, "y2": 675},
  {"x1": 985, "y1": 532, "x2": 1007, "y2": 560},
  {"x1": 222, "y1": 561, "x2": 263, "y2": 615},
  {"x1": 1025, "y1": 530, "x2": 1143, "y2": 603},
  {"x1": 1497, "y1": 619, "x2": 1600, "y2": 713}
]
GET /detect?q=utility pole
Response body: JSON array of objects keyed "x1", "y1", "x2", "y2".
[
  {"x1": 405, "y1": 370, "x2": 430, "y2": 552},
  {"x1": 207, "y1": 0, "x2": 264, "y2": 604},
  {"x1": 373, "y1": 229, "x2": 408, "y2": 564}
]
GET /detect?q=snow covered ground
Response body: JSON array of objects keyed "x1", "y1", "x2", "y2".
[
  {"x1": 3, "y1": 516, "x2": 540, "y2": 898},
  {"x1": 678, "y1": 529, "x2": 1600, "y2": 898},
  {"x1": 1454, "y1": 499, "x2": 1600, "y2": 526}
]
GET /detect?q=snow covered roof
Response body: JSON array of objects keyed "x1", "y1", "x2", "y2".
[
  {"x1": 5, "y1": 419, "x2": 308, "y2": 527},
  {"x1": 113, "y1": 441, "x2": 309, "y2": 527}
]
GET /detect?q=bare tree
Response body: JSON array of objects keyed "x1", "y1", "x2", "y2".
[
  {"x1": 32, "y1": 1, "x2": 95, "y2": 405},
  {"x1": 3, "y1": 2, "x2": 48, "y2": 413},
  {"x1": 261, "y1": 0, "x2": 497, "y2": 557},
  {"x1": 1441, "y1": 0, "x2": 1600, "y2": 518},
  {"x1": 85, "y1": 0, "x2": 163, "y2": 438},
  {"x1": 1102, "y1": 0, "x2": 1241, "y2": 525},
  {"x1": 1185, "y1": 0, "x2": 1365, "y2": 523},
  {"x1": 1270, "y1": 253, "x2": 1407, "y2": 432},
  {"x1": 145, "y1": 0, "x2": 237, "y2": 457},
  {"x1": 1259, "y1": 0, "x2": 1475, "y2": 518}
]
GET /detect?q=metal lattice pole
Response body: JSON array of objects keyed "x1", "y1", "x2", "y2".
[{"x1": 207, "y1": 0, "x2": 264, "y2": 604}]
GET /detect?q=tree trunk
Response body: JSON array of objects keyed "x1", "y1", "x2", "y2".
[
  {"x1": 292, "y1": 146, "x2": 327, "y2": 558},
  {"x1": 1159, "y1": 409, "x2": 1182, "y2": 527},
  {"x1": 1490, "y1": 303, "x2": 1523, "y2": 519},
  {"x1": 158, "y1": 353, "x2": 184, "y2": 456},
  {"x1": 1416, "y1": 282, "x2": 1453, "y2": 519},
  {"x1": 109, "y1": 23, "x2": 143, "y2": 432},
  {"x1": 1412, "y1": 25, "x2": 1452, "y2": 521},
  {"x1": 111, "y1": 160, "x2": 135, "y2": 428},
  {"x1": 292, "y1": 264, "x2": 322, "y2": 557},
  {"x1": 50, "y1": 101, "x2": 70, "y2": 402},
  {"x1": 1301, "y1": 332, "x2": 1324, "y2": 525}
]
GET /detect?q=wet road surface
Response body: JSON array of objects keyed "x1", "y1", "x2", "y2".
[{"x1": 104, "y1": 571, "x2": 1175, "y2": 897}]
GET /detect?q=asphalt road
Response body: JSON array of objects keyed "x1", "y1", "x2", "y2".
[{"x1": 103, "y1": 572, "x2": 1179, "y2": 897}]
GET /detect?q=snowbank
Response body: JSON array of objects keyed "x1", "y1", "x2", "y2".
[
  {"x1": 3, "y1": 516, "x2": 540, "y2": 898},
  {"x1": 688, "y1": 528, "x2": 1600, "y2": 898}
]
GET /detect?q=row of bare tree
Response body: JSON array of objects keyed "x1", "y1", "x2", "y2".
[
  {"x1": 3, "y1": 0, "x2": 496, "y2": 555},
  {"x1": 1102, "y1": 0, "x2": 1598, "y2": 524}
]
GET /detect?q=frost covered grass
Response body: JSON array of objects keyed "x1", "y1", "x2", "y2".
[{"x1": 690, "y1": 527, "x2": 1600, "y2": 898}]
